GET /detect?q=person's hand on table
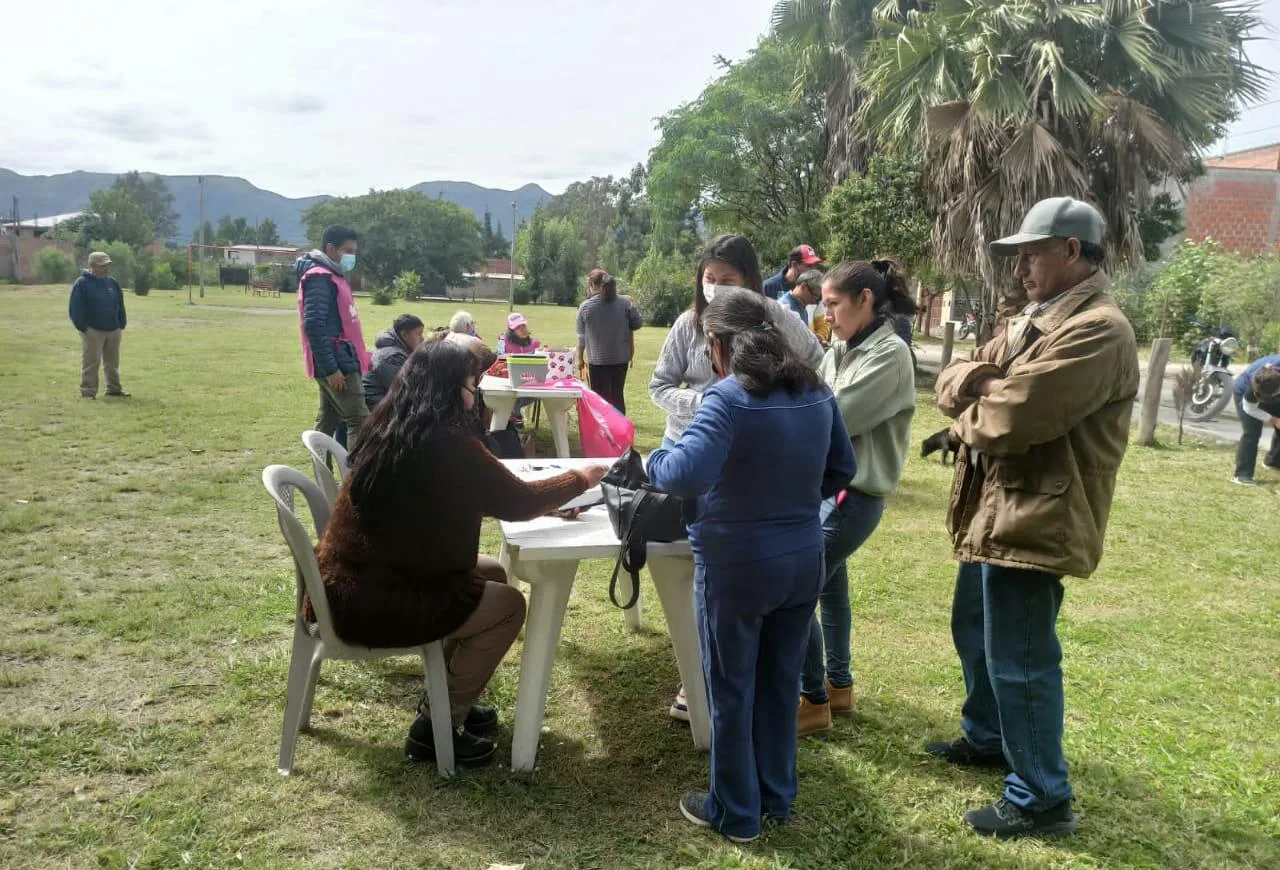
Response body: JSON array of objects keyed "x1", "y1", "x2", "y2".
[
  {"x1": 325, "y1": 371, "x2": 346, "y2": 390},
  {"x1": 580, "y1": 463, "x2": 610, "y2": 488}
]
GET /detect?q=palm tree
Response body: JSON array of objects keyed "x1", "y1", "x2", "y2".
[{"x1": 854, "y1": 0, "x2": 1265, "y2": 336}]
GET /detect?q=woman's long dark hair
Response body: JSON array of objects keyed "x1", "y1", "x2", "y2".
[
  {"x1": 703, "y1": 287, "x2": 821, "y2": 397},
  {"x1": 346, "y1": 340, "x2": 478, "y2": 511},
  {"x1": 694, "y1": 234, "x2": 763, "y2": 321},
  {"x1": 823, "y1": 256, "x2": 917, "y2": 318}
]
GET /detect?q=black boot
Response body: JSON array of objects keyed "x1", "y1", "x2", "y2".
[
  {"x1": 464, "y1": 705, "x2": 498, "y2": 737},
  {"x1": 405, "y1": 714, "x2": 495, "y2": 767},
  {"x1": 925, "y1": 736, "x2": 1010, "y2": 771}
]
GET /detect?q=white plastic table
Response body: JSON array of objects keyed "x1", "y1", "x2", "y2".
[
  {"x1": 498, "y1": 459, "x2": 709, "y2": 773},
  {"x1": 481, "y1": 375, "x2": 582, "y2": 458}
]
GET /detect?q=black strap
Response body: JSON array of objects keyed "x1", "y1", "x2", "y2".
[{"x1": 607, "y1": 490, "x2": 648, "y2": 610}]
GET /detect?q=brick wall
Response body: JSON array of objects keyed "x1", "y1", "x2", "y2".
[
  {"x1": 0, "y1": 235, "x2": 78, "y2": 282},
  {"x1": 1204, "y1": 143, "x2": 1280, "y2": 171},
  {"x1": 1183, "y1": 167, "x2": 1280, "y2": 254}
]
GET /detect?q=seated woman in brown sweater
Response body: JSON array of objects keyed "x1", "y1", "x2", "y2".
[{"x1": 317, "y1": 339, "x2": 609, "y2": 768}]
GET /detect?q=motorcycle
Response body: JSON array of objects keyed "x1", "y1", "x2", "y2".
[
  {"x1": 1186, "y1": 320, "x2": 1240, "y2": 422},
  {"x1": 957, "y1": 310, "x2": 978, "y2": 340}
]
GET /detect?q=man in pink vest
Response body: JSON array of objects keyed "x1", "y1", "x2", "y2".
[{"x1": 296, "y1": 225, "x2": 372, "y2": 448}]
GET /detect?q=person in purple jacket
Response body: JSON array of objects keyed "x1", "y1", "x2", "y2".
[{"x1": 648, "y1": 287, "x2": 856, "y2": 844}]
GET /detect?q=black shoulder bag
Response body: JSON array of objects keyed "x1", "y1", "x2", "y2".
[{"x1": 600, "y1": 448, "x2": 688, "y2": 610}]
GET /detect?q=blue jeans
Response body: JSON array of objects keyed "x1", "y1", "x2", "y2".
[
  {"x1": 695, "y1": 547, "x2": 824, "y2": 840},
  {"x1": 951, "y1": 561, "x2": 1072, "y2": 811},
  {"x1": 800, "y1": 490, "x2": 885, "y2": 701},
  {"x1": 1234, "y1": 393, "x2": 1280, "y2": 479},
  {"x1": 334, "y1": 422, "x2": 348, "y2": 449}
]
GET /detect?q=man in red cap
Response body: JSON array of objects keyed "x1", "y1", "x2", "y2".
[{"x1": 763, "y1": 244, "x2": 823, "y2": 300}]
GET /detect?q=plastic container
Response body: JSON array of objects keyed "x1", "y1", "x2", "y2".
[{"x1": 507, "y1": 354, "x2": 549, "y2": 387}]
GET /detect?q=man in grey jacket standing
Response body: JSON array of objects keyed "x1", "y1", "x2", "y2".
[{"x1": 69, "y1": 251, "x2": 129, "y2": 399}]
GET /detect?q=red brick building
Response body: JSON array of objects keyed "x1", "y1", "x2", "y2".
[{"x1": 1182, "y1": 143, "x2": 1280, "y2": 254}]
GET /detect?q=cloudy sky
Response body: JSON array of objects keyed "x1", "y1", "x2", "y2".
[{"x1": 4, "y1": 0, "x2": 1278, "y2": 198}]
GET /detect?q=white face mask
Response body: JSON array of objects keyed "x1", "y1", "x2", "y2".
[{"x1": 703, "y1": 283, "x2": 731, "y2": 303}]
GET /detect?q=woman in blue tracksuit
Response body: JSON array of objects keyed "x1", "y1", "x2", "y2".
[{"x1": 648, "y1": 288, "x2": 856, "y2": 843}]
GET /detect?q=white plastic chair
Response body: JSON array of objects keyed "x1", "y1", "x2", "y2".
[
  {"x1": 261, "y1": 464, "x2": 454, "y2": 776},
  {"x1": 301, "y1": 430, "x2": 349, "y2": 506}
]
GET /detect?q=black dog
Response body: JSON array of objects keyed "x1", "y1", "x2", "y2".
[{"x1": 921, "y1": 427, "x2": 960, "y2": 466}]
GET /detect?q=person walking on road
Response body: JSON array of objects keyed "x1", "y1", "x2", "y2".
[{"x1": 69, "y1": 251, "x2": 129, "y2": 400}]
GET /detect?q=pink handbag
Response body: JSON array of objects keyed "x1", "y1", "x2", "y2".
[{"x1": 545, "y1": 378, "x2": 635, "y2": 457}]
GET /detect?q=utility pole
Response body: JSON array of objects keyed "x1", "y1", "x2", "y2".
[
  {"x1": 197, "y1": 176, "x2": 206, "y2": 299},
  {"x1": 509, "y1": 201, "x2": 517, "y2": 313}
]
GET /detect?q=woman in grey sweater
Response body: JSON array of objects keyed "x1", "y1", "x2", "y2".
[
  {"x1": 648, "y1": 234, "x2": 825, "y2": 721},
  {"x1": 649, "y1": 235, "x2": 824, "y2": 448}
]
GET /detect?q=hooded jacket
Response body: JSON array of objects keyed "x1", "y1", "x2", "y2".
[{"x1": 361, "y1": 327, "x2": 412, "y2": 408}]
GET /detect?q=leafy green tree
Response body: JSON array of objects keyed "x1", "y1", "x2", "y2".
[
  {"x1": 1147, "y1": 240, "x2": 1223, "y2": 351},
  {"x1": 82, "y1": 188, "x2": 155, "y2": 250},
  {"x1": 599, "y1": 165, "x2": 658, "y2": 280},
  {"x1": 1198, "y1": 252, "x2": 1280, "y2": 358},
  {"x1": 1137, "y1": 193, "x2": 1185, "y2": 262},
  {"x1": 515, "y1": 214, "x2": 585, "y2": 306},
  {"x1": 629, "y1": 248, "x2": 693, "y2": 326},
  {"x1": 111, "y1": 171, "x2": 179, "y2": 239},
  {"x1": 481, "y1": 209, "x2": 510, "y2": 259},
  {"x1": 34, "y1": 247, "x2": 77, "y2": 284},
  {"x1": 214, "y1": 216, "x2": 253, "y2": 246},
  {"x1": 192, "y1": 220, "x2": 215, "y2": 246},
  {"x1": 822, "y1": 156, "x2": 933, "y2": 265},
  {"x1": 255, "y1": 218, "x2": 283, "y2": 247},
  {"x1": 302, "y1": 189, "x2": 484, "y2": 289},
  {"x1": 647, "y1": 37, "x2": 826, "y2": 266},
  {"x1": 542, "y1": 176, "x2": 624, "y2": 269}
]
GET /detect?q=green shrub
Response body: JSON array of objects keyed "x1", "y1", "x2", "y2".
[
  {"x1": 34, "y1": 248, "x2": 77, "y2": 284},
  {"x1": 512, "y1": 283, "x2": 533, "y2": 306},
  {"x1": 630, "y1": 249, "x2": 692, "y2": 326},
  {"x1": 133, "y1": 252, "x2": 154, "y2": 295},
  {"x1": 392, "y1": 270, "x2": 422, "y2": 301},
  {"x1": 370, "y1": 286, "x2": 393, "y2": 305},
  {"x1": 152, "y1": 263, "x2": 177, "y2": 290}
]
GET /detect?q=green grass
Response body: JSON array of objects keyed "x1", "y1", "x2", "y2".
[{"x1": 1, "y1": 283, "x2": 1277, "y2": 869}]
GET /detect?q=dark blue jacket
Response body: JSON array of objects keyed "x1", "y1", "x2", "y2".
[
  {"x1": 1235, "y1": 353, "x2": 1280, "y2": 415},
  {"x1": 69, "y1": 271, "x2": 126, "y2": 332},
  {"x1": 295, "y1": 252, "x2": 359, "y2": 377},
  {"x1": 763, "y1": 266, "x2": 791, "y2": 300},
  {"x1": 648, "y1": 376, "x2": 855, "y2": 565},
  {"x1": 778, "y1": 290, "x2": 807, "y2": 322}
]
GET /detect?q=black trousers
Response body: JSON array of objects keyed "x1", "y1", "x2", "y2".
[
  {"x1": 589, "y1": 363, "x2": 630, "y2": 414},
  {"x1": 1234, "y1": 393, "x2": 1280, "y2": 479}
]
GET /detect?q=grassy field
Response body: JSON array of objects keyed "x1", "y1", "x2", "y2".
[{"x1": 1, "y1": 283, "x2": 1277, "y2": 870}]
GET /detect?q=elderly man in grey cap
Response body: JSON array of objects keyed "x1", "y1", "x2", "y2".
[
  {"x1": 922, "y1": 197, "x2": 1139, "y2": 839},
  {"x1": 69, "y1": 251, "x2": 129, "y2": 399}
]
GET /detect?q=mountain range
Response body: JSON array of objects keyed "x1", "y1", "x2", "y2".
[{"x1": 0, "y1": 169, "x2": 552, "y2": 245}]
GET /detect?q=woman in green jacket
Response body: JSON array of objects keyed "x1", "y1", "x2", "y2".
[{"x1": 798, "y1": 259, "x2": 918, "y2": 736}]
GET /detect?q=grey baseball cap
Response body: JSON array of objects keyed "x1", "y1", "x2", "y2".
[{"x1": 990, "y1": 197, "x2": 1105, "y2": 255}]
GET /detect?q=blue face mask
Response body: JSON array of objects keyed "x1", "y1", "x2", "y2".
[{"x1": 339, "y1": 253, "x2": 357, "y2": 272}]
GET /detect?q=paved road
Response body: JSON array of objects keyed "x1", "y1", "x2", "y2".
[{"x1": 914, "y1": 346, "x2": 1243, "y2": 444}]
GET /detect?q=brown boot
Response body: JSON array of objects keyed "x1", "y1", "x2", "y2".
[
  {"x1": 826, "y1": 679, "x2": 854, "y2": 714},
  {"x1": 797, "y1": 696, "x2": 832, "y2": 737}
]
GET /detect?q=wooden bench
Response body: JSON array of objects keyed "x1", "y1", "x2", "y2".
[{"x1": 251, "y1": 282, "x2": 280, "y2": 298}]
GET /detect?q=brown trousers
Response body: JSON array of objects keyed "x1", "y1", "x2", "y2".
[
  {"x1": 436, "y1": 555, "x2": 526, "y2": 727},
  {"x1": 81, "y1": 328, "x2": 123, "y2": 396}
]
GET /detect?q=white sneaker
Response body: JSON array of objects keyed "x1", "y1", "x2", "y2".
[
  {"x1": 1232, "y1": 476, "x2": 1258, "y2": 486},
  {"x1": 668, "y1": 687, "x2": 690, "y2": 722}
]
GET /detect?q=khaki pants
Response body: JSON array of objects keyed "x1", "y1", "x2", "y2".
[
  {"x1": 437, "y1": 556, "x2": 526, "y2": 727},
  {"x1": 81, "y1": 328, "x2": 123, "y2": 397},
  {"x1": 315, "y1": 373, "x2": 370, "y2": 450}
]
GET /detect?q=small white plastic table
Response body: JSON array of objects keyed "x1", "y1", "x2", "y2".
[
  {"x1": 480, "y1": 375, "x2": 582, "y2": 459},
  {"x1": 498, "y1": 459, "x2": 709, "y2": 773}
]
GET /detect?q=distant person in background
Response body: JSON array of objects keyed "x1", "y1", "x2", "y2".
[
  {"x1": 577, "y1": 272, "x2": 643, "y2": 413},
  {"x1": 69, "y1": 251, "x2": 129, "y2": 399},
  {"x1": 496, "y1": 313, "x2": 541, "y2": 355},
  {"x1": 449, "y1": 310, "x2": 481, "y2": 340},
  {"x1": 762, "y1": 244, "x2": 823, "y2": 300},
  {"x1": 362, "y1": 313, "x2": 426, "y2": 409},
  {"x1": 296, "y1": 225, "x2": 371, "y2": 449},
  {"x1": 1231, "y1": 355, "x2": 1280, "y2": 485},
  {"x1": 778, "y1": 269, "x2": 823, "y2": 324}
]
